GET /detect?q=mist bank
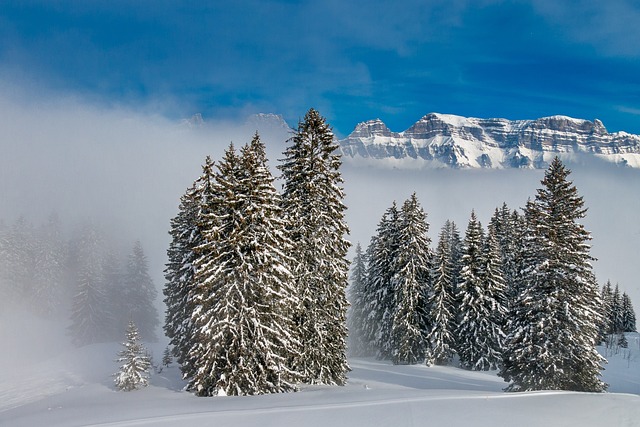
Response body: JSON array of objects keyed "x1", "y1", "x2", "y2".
[
  {"x1": 0, "y1": 92, "x2": 290, "y2": 293},
  {"x1": 1, "y1": 90, "x2": 639, "y2": 316}
]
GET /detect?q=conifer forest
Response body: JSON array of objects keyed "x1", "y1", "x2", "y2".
[{"x1": 349, "y1": 156, "x2": 637, "y2": 392}]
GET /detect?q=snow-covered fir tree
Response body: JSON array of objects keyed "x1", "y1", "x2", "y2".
[
  {"x1": 500, "y1": 157, "x2": 606, "y2": 392},
  {"x1": 444, "y1": 220, "x2": 463, "y2": 294},
  {"x1": 508, "y1": 198, "x2": 540, "y2": 307},
  {"x1": 455, "y1": 211, "x2": 485, "y2": 368},
  {"x1": 428, "y1": 221, "x2": 458, "y2": 365},
  {"x1": 456, "y1": 211, "x2": 505, "y2": 371},
  {"x1": 363, "y1": 202, "x2": 401, "y2": 360},
  {"x1": 163, "y1": 156, "x2": 216, "y2": 382},
  {"x1": 489, "y1": 203, "x2": 521, "y2": 309},
  {"x1": 346, "y1": 243, "x2": 370, "y2": 357},
  {"x1": 508, "y1": 209, "x2": 529, "y2": 305},
  {"x1": 611, "y1": 284, "x2": 623, "y2": 334},
  {"x1": 189, "y1": 136, "x2": 300, "y2": 396},
  {"x1": 482, "y1": 224, "x2": 508, "y2": 342},
  {"x1": 442, "y1": 220, "x2": 463, "y2": 324},
  {"x1": 188, "y1": 143, "x2": 241, "y2": 395},
  {"x1": 621, "y1": 292, "x2": 636, "y2": 332},
  {"x1": 600, "y1": 281, "x2": 614, "y2": 340},
  {"x1": 279, "y1": 109, "x2": 350, "y2": 385},
  {"x1": 114, "y1": 321, "x2": 152, "y2": 391},
  {"x1": 123, "y1": 241, "x2": 159, "y2": 342},
  {"x1": 602, "y1": 284, "x2": 638, "y2": 335},
  {"x1": 390, "y1": 194, "x2": 433, "y2": 365}
]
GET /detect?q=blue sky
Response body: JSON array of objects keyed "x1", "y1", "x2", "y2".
[{"x1": 1, "y1": 0, "x2": 639, "y2": 136}]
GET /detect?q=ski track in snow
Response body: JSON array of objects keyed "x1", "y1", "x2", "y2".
[
  {"x1": 32, "y1": 388, "x2": 640, "y2": 427},
  {"x1": 78, "y1": 391, "x2": 588, "y2": 427}
]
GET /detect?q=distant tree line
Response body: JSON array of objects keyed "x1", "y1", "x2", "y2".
[
  {"x1": 163, "y1": 109, "x2": 350, "y2": 396},
  {"x1": 0, "y1": 215, "x2": 159, "y2": 344},
  {"x1": 348, "y1": 158, "x2": 636, "y2": 392},
  {"x1": 600, "y1": 280, "x2": 636, "y2": 349}
]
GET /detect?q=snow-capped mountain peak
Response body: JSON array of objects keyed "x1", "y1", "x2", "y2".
[
  {"x1": 351, "y1": 119, "x2": 394, "y2": 138},
  {"x1": 339, "y1": 113, "x2": 640, "y2": 169}
]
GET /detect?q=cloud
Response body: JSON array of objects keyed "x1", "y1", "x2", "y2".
[
  {"x1": 531, "y1": 0, "x2": 640, "y2": 58},
  {"x1": 2, "y1": 1, "x2": 639, "y2": 137},
  {"x1": 616, "y1": 105, "x2": 640, "y2": 116},
  {"x1": 0, "y1": 1, "x2": 376, "y2": 128}
]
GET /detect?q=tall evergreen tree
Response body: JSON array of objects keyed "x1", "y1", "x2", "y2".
[
  {"x1": 188, "y1": 146, "x2": 240, "y2": 395},
  {"x1": 500, "y1": 157, "x2": 606, "y2": 392},
  {"x1": 189, "y1": 137, "x2": 299, "y2": 396},
  {"x1": 500, "y1": 199, "x2": 539, "y2": 349},
  {"x1": 489, "y1": 203, "x2": 521, "y2": 309},
  {"x1": 347, "y1": 243, "x2": 370, "y2": 357},
  {"x1": 483, "y1": 224, "x2": 508, "y2": 346},
  {"x1": 507, "y1": 208, "x2": 529, "y2": 307},
  {"x1": 611, "y1": 284, "x2": 623, "y2": 334},
  {"x1": 428, "y1": 221, "x2": 458, "y2": 365},
  {"x1": 599, "y1": 281, "x2": 614, "y2": 340},
  {"x1": 443, "y1": 220, "x2": 463, "y2": 326},
  {"x1": 390, "y1": 194, "x2": 433, "y2": 365},
  {"x1": 164, "y1": 156, "x2": 216, "y2": 381},
  {"x1": 123, "y1": 241, "x2": 159, "y2": 342},
  {"x1": 621, "y1": 292, "x2": 636, "y2": 332},
  {"x1": 445, "y1": 220, "x2": 464, "y2": 294},
  {"x1": 456, "y1": 211, "x2": 505, "y2": 371},
  {"x1": 279, "y1": 109, "x2": 350, "y2": 385},
  {"x1": 363, "y1": 203, "x2": 401, "y2": 360}
]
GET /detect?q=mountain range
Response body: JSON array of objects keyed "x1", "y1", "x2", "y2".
[{"x1": 338, "y1": 113, "x2": 640, "y2": 169}]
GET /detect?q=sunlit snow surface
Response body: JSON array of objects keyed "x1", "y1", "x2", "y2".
[{"x1": 2, "y1": 338, "x2": 640, "y2": 427}]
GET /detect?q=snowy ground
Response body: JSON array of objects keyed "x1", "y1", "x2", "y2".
[{"x1": 2, "y1": 335, "x2": 640, "y2": 427}]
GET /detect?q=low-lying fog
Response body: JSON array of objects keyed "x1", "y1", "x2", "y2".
[{"x1": 1, "y1": 91, "x2": 639, "y2": 358}]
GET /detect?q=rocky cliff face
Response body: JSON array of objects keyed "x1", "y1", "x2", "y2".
[{"x1": 339, "y1": 113, "x2": 640, "y2": 168}]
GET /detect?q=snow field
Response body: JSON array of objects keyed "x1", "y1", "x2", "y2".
[{"x1": 2, "y1": 340, "x2": 640, "y2": 427}]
